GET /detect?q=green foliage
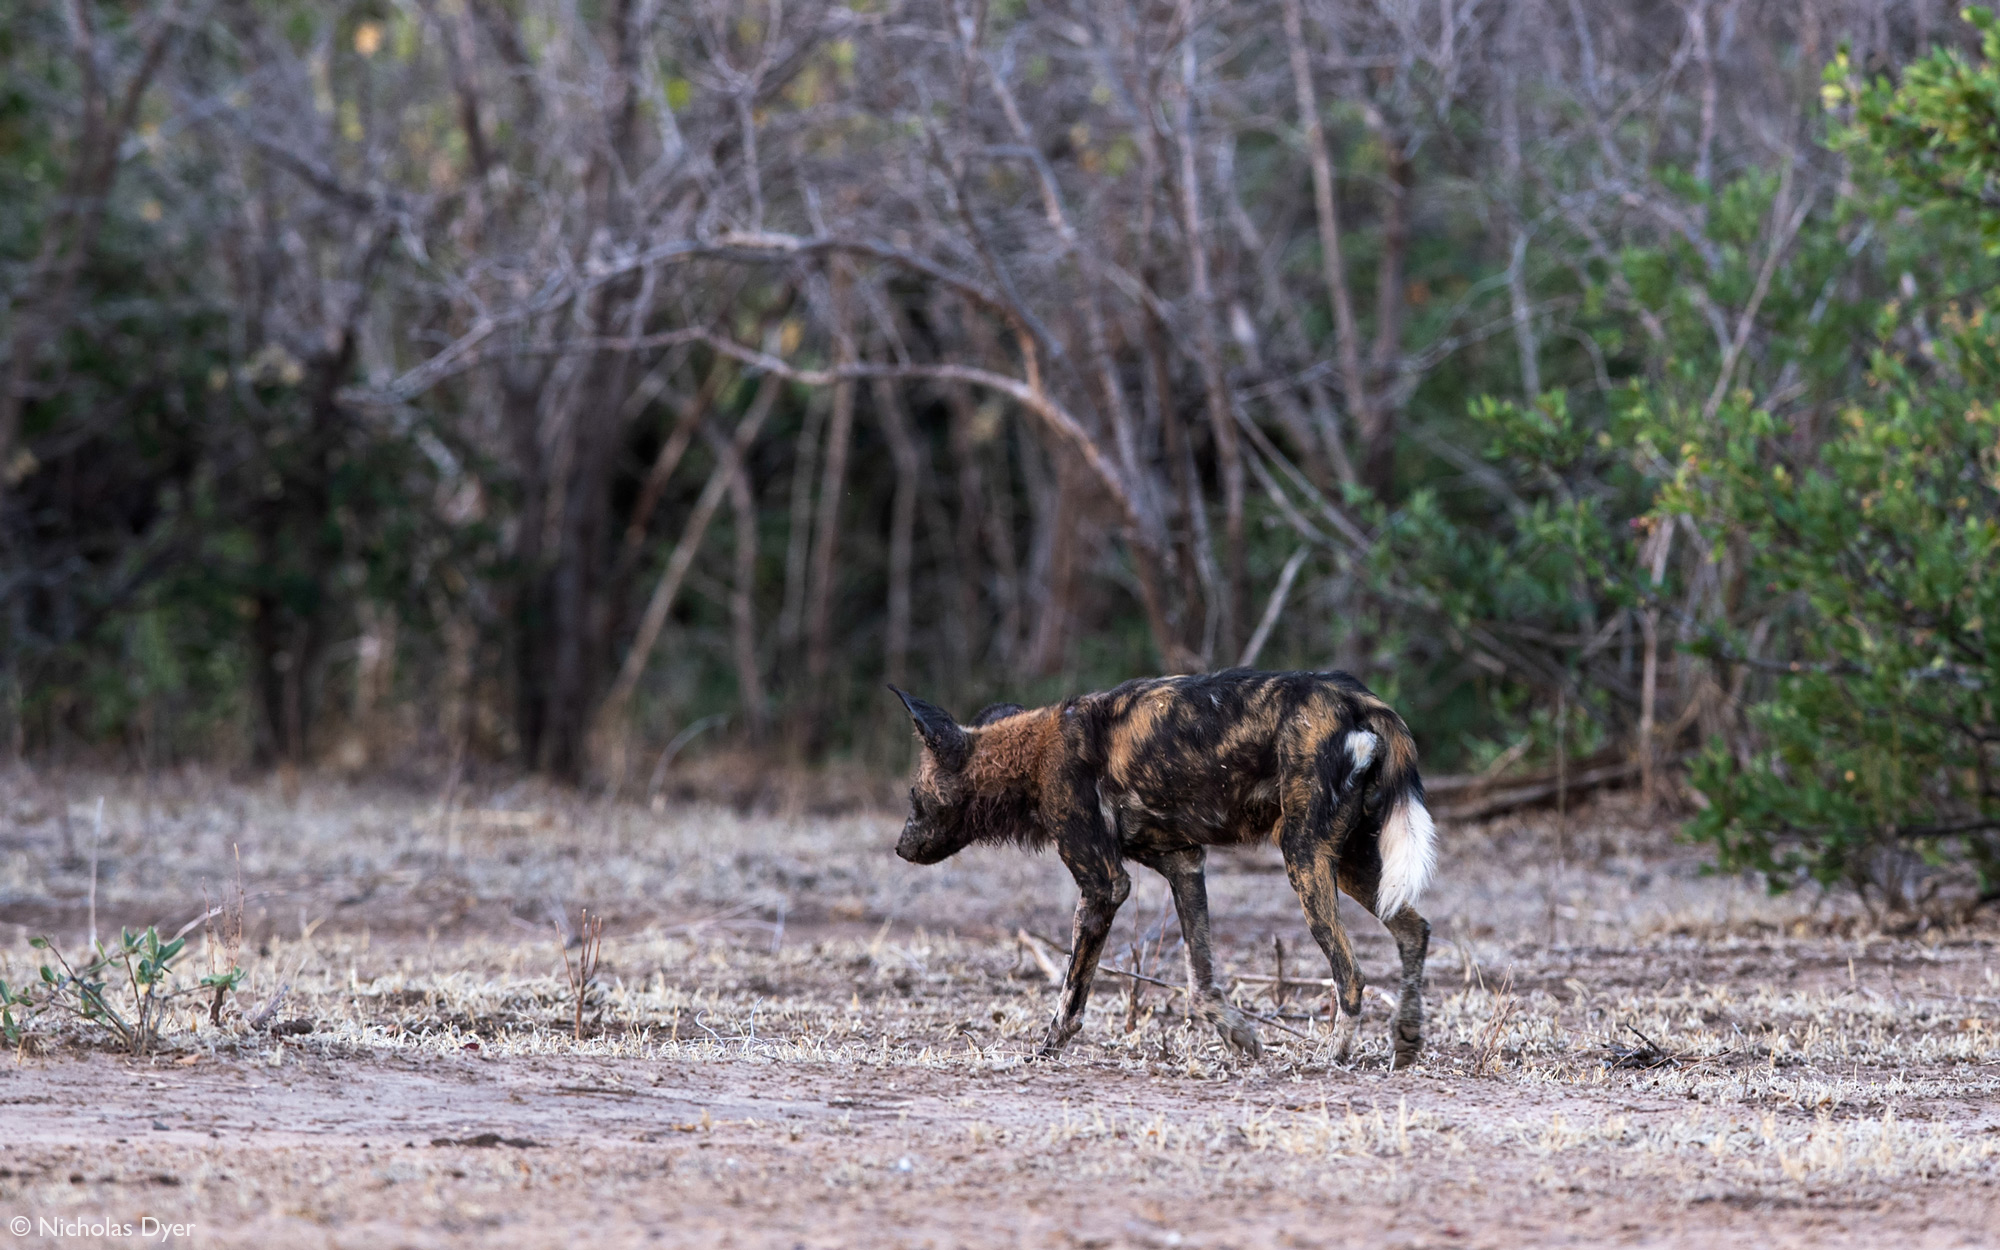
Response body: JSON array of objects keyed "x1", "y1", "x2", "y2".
[
  {"x1": 8, "y1": 927, "x2": 217, "y2": 1054},
  {"x1": 1669, "y1": 13, "x2": 2000, "y2": 899},
  {"x1": 0, "y1": 976, "x2": 28, "y2": 1047},
  {"x1": 1675, "y1": 291, "x2": 2000, "y2": 899},
  {"x1": 1369, "y1": 112, "x2": 1908, "y2": 759},
  {"x1": 1832, "y1": 7, "x2": 2000, "y2": 254}
]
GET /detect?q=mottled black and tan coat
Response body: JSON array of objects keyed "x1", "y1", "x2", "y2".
[{"x1": 892, "y1": 669, "x2": 1437, "y2": 1066}]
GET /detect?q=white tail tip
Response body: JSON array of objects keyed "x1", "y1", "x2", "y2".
[{"x1": 1376, "y1": 796, "x2": 1436, "y2": 917}]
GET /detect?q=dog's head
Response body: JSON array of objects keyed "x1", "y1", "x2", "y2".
[{"x1": 889, "y1": 687, "x2": 981, "y2": 865}]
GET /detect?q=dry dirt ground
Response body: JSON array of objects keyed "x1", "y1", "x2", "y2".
[{"x1": 0, "y1": 770, "x2": 1997, "y2": 1249}]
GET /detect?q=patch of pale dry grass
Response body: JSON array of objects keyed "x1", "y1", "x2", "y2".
[{"x1": 1, "y1": 767, "x2": 1997, "y2": 1214}]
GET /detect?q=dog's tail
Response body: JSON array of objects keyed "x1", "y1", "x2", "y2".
[{"x1": 1340, "y1": 707, "x2": 1436, "y2": 918}]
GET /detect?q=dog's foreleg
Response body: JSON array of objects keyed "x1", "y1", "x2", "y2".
[
  {"x1": 1039, "y1": 851, "x2": 1129, "y2": 1058},
  {"x1": 1134, "y1": 846, "x2": 1260, "y2": 1060}
]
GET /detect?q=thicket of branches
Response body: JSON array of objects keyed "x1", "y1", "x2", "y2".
[{"x1": 5, "y1": 0, "x2": 1995, "y2": 895}]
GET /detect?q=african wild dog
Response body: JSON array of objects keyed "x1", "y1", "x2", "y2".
[{"x1": 891, "y1": 669, "x2": 1436, "y2": 1067}]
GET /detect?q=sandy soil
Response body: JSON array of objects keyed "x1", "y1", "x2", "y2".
[{"x1": 0, "y1": 772, "x2": 1996, "y2": 1248}]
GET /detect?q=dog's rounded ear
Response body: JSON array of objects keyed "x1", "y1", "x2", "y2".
[
  {"x1": 968, "y1": 702, "x2": 1027, "y2": 727},
  {"x1": 889, "y1": 686, "x2": 971, "y2": 771}
]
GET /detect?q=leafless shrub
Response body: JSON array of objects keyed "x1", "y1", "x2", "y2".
[{"x1": 559, "y1": 909, "x2": 606, "y2": 1043}]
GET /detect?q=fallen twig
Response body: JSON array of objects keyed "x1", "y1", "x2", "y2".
[
  {"x1": 1016, "y1": 930, "x2": 1063, "y2": 985},
  {"x1": 1603, "y1": 1022, "x2": 1729, "y2": 1072},
  {"x1": 1426, "y1": 756, "x2": 1652, "y2": 821},
  {"x1": 1022, "y1": 932, "x2": 1316, "y2": 1042},
  {"x1": 246, "y1": 983, "x2": 290, "y2": 1031}
]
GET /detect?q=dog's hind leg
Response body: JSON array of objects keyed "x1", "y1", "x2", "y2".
[
  {"x1": 1131, "y1": 846, "x2": 1261, "y2": 1059},
  {"x1": 1338, "y1": 859, "x2": 1431, "y2": 1068},
  {"x1": 1279, "y1": 771, "x2": 1368, "y2": 1063},
  {"x1": 1379, "y1": 905, "x2": 1431, "y2": 1069}
]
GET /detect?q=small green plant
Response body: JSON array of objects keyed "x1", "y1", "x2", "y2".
[
  {"x1": 11, "y1": 927, "x2": 214, "y2": 1054},
  {"x1": 201, "y1": 966, "x2": 248, "y2": 1026},
  {"x1": 0, "y1": 976, "x2": 31, "y2": 1048}
]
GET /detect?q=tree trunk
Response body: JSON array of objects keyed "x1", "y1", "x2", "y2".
[
  {"x1": 1283, "y1": 0, "x2": 1371, "y2": 492},
  {"x1": 728, "y1": 373, "x2": 781, "y2": 739},
  {"x1": 944, "y1": 384, "x2": 985, "y2": 676},
  {"x1": 502, "y1": 363, "x2": 555, "y2": 767},
  {"x1": 727, "y1": 432, "x2": 768, "y2": 741},
  {"x1": 1359, "y1": 135, "x2": 1413, "y2": 499},
  {"x1": 872, "y1": 375, "x2": 920, "y2": 692},
  {"x1": 1142, "y1": 296, "x2": 1208, "y2": 667},
  {"x1": 1172, "y1": 12, "x2": 1246, "y2": 657},
  {"x1": 778, "y1": 393, "x2": 826, "y2": 659},
  {"x1": 540, "y1": 398, "x2": 614, "y2": 779},
  {"x1": 1027, "y1": 458, "x2": 1080, "y2": 677},
  {"x1": 799, "y1": 268, "x2": 858, "y2": 755},
  {"x1": 594, "y1": 390, "x2": 779, "y2": 777},
  {"x1": 247, "y1": 318, "x2": 360, "y2": 768}
]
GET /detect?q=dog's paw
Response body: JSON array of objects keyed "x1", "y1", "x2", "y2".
[
  {"x1": 1391, "y1": 1018, "x2": 1423, "y2": 1070},
  {"x1": 1328, "y1": 1011, "x2": 1359, "y2": 1064}
]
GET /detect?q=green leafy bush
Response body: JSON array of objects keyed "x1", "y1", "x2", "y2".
[
  {"x1": 1675, "y1": 14, "x2": 2000, "y2": 903},
  {"x1": 1673, "y1": 344, "x2": 2000, "y2": 900}
]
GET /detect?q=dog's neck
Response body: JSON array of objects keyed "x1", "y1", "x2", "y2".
[{"x1": 964, "y1": 706, "x2": 1058, "y2": 798}]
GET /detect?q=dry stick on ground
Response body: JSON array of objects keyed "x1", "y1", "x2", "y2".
[
  {"x1": 244, "y1": 951, "x2": 312, "y2": 1033},
  {"x1": 245, "y1": 980, "x2": 290, "y2": 1032},
  {"x1": 1123, "y1": 943, "x2": 1144, "y2": 1033},
  {"x1": 1019, "y1": 930, "x2": 1315, "y2": 1044},
  {"x1": 1608, "y1": 1022, "x2": 1679, "y2": 1071},
  {"x1": 199, "y1": 884, "x2": 229, "y2": 1024},
  {"x1": 1426, "y1": 757, "x2": 1645, "y2": 822},
  {"x1": 560, "y1": 909, "x2": 605, "y2": 1042},
  {"x1": 1017, "y1": 929, "x2": 1062, "y2": 986}
]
